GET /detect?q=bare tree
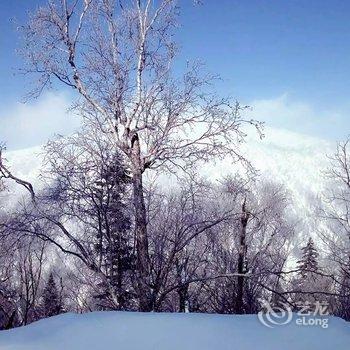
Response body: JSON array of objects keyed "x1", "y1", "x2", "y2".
[
  {"x1": 234, "y1": 198, "x2": 250, "y2": 314},
  {"x1": 143, "y1": 178, "x2": 235, "y2": 311},
  {"x1": 203, "y1": 177, "x2": 296, "y2": 314},
  {"x1": 3, "y1": 126, "x2": 136, "y2": 311},
  {"x1": 319, "y1": 138, "x2": 350, "y2": 264},
  {"x1": 0, "y1": 180, "x2": 25, "y2": 329},
  {"x1": 14, "y1": 0, "x2": 262, "y2": 310},
  {"x1": 0, "y1": 226, "x2": 49, "y2": 327},
  {"x1": 317, "y1": 138, "x2": 350, "y2": 313},
  {"x1": 0, "y1": 223, "x2": 20, "y2": 329},
  {"x1": 15, "y1": 238, "x2": 47, "y2": 326}
]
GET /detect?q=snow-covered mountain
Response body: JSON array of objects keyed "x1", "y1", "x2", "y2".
[
  {"x1": 205, "y1": 127, "x2": 332, "y2": 232},
  {"x1": 5, "y1": 127, "x2": 333, "y2": 228},
  {"x1": 6, "y1": 146, "x2": 43, "y2": 186}
]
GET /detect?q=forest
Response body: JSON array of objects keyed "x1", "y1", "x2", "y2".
[{"x1": 0, "y1": 0, "x2": 349, "y2": 330}]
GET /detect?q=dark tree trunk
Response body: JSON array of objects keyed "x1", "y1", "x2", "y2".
[
  {"x1": 235, "y1": 199, "x2": 249, "y2": 314},
  {"x1": 130, "y1": 133, "x2": 151, "y2": 311},
  {"x1": 178, "y1": 283, "x2": 189, "y2": 312},
  {"x1": 4, "y1": 311, "x2": 16, "y2": 330}
]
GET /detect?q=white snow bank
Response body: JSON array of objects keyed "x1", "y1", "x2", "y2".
[{"x1": 0, "y1": 311, "x2": 349, "y2": 350}]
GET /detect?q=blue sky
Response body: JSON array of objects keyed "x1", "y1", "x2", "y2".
[{"x1": 1, "y1": 0, "x2": 350, "y2": 149}]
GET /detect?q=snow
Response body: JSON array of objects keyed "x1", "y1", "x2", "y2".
[
  {"x1": 204, "y1": 126, "x2": 332, "y2": 239},
  {"x1": 5, "y1": 127, "x2": 332, "y2": 200},
  {"x1": 5, "y1": 146, "x2": 43, "y2": 188},
  {"x1": 0, "y1": 311, "x2": 349, "y2": 350},
  {"x1": 4, "y1": 127, "x2": 333, "y2": 237}
]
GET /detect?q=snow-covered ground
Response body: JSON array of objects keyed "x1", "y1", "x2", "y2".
[{"x1": 0, "y1": 311, "x2": 349, "y2": 350}]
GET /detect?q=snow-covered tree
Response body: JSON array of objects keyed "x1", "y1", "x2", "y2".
[
  {"x1": 16, "y1": 0, "x2": 261, "y2": 311},
  {"x1": 336, "y1": 257, "x2": 350, "y2": 321},
  {"x1": 296, "y1": 238, "x2": 319, "y2": 279},
  {"x1": 291, "y1": 237, "x2": 333, "y2": 309},
  {"x1": 43, "y1": 129, "x2": 135, "y2": 310},
  {"x1": 42, "y1": 273, "x2": 63, "y2": 318},
  {"x1": 92, "y1": 161, "x2": 135, "y2": 310}
]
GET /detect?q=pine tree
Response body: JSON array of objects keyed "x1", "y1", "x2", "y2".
[
  {"x1": 297, "y1": 237, "x2": 319, "y2": 279},
  {"x1": 92, "y1": 154, "x2": 135, "y2": 310},
  {"x1": 42, "y1": 273, "x2": 63, "y2": 318},
  {"x1": 292, "y1": 237, "x2": 325, "y2": 307}
]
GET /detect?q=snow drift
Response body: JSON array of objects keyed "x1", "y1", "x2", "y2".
[{"x1": 0, "y1": 311, "x2": 349, "y2": 350}]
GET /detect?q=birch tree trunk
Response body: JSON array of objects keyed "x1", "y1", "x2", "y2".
[{"x1": 235, "y1": 200, "x2": 249, "y2": 314}]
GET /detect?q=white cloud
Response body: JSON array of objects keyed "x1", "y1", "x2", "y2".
[
  {"x1": 249, "y1": 94, "x2": 344, "y2": 140},
  {"x1": 251, "y1": 93, "x2": 313, "y2": 124},
  {"x1": 0, "y1": 91, "x2": 340, "y2": 150},
  {"x1": 0, "y1": 92, "x2": 81, "y2": 150}
]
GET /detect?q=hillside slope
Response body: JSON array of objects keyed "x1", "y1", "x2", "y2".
[
  {"x1": 4, "y1": 127, "x2": 333, "y2": 237},
  {"x1": 0, "y1": 311, "x2": 348, "y2": 350},
  {"x1": 5, "y1": 127, "x2": 332, "y2": 200}
]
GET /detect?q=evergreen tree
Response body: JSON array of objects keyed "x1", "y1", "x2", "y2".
[
  {"x1": 291, "y1": 237, "x2": 330, "y2": 308},
  {"x1": 297, "y1": 237, "x2": 319, "y2": 279},
  {"x1": 42, "y1": 273, "x2": 63, "y2": 318},
  {"x1": 92, "y1": 155, "x2": 135, "y2": 310}
]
